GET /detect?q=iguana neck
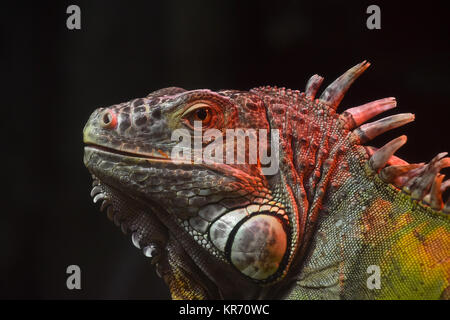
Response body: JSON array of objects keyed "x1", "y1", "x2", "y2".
[
  {"x1": 259, "y1": 91, "x2": 358, "y2": 287},
  {"x1": 288, "y1": 145, "x2": 377, "y2": 299}
]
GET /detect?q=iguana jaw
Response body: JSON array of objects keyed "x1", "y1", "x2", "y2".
[
  {"x1": 84, "y1": 144, "x2": 294, "y2": 267},
  {"x1": 84, "y1": 145, "x2": 297, "y2": 298}
]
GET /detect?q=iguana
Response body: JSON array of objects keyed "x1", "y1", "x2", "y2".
[{"x1": 83, "y1": 61, "x2": 450, "y2": 299}]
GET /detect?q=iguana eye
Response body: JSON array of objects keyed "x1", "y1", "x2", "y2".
[
  {"x1": 183, "y1": 102, "x2": 217, "y2": 129},
  {"x1": 194, "y1": 108, "x2": 210, "y2": 122}
]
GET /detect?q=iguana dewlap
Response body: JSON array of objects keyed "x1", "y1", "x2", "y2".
[{"x1": 83, "y1": 61, "x2": 450, "y2": 299}]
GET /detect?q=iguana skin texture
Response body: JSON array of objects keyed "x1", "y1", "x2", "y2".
[{"x1": 83, "y1": 62, "x2": 450, "y2": 300}]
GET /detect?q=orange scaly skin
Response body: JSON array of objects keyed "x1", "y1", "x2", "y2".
[{"x1": 83, "y1": 62, "x2": 450, "y2": 299}]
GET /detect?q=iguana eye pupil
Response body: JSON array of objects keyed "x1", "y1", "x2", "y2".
[{"x1": 196, "y1": 108, "x2": 208, "y2": 121}]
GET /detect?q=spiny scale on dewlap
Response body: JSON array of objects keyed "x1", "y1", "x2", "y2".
[{"x1": 83, "y1": 61, "x2": 450, "y2": 299}]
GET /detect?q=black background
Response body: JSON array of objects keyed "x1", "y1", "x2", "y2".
[{"x1": 1, "y1": 1, "x2": 449, "y2": 299}]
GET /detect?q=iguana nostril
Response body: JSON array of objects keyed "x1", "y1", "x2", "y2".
[{"x1": 100, "y1": 110, "x2": 117, "y2": 129}]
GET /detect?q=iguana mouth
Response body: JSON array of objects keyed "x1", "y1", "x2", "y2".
[{"x1": 85, "y1": 144, "x2": 173, "y2": 163}]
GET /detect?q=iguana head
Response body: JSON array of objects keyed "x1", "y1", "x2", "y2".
[
  {"x1": 84, "y1": 63, "x2": 450, "y2": 299},
  {"x1": 83, "y1": 87, "x2": 300, "y2": 298}
]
